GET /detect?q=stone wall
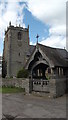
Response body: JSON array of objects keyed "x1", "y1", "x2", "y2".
[
  {"x1": 56, "y1": 78, "x2": 66, "y2": 97},
  {"x1": 49, "y1": 77, "x2": 66, "y2": 98},
  {"x1": 1, "y1": 77, "x2": 67, "y2": 98},
  {"x1": 2, "y1": 78, "x2": 29, "y2": 94},
  {"x1": 49, "y1": 79, "x2": 56, "y2": 98}
]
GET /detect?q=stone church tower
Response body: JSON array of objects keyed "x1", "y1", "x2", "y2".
[{"x1": 3, "y1": 22, "x2": 29, "y2": 77}]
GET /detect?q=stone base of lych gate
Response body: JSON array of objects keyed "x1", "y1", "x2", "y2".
[{"x1": 29, "y1": 77, "x2": 67, "y2": 98}]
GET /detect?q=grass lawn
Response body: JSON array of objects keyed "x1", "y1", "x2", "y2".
[{"x1": 0, "y1": 87, "x2": 25, "y2": 93}]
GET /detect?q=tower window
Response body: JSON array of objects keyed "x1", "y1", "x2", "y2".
[{"x1": 18, "y1": 32, "x2": 21, "y2": 40}]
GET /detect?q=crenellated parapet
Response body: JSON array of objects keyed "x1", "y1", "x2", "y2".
[{"x1": 5, "y1": 21, "x2": 29, "y2": 35}]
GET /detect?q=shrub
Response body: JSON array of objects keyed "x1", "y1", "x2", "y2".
[{"x1": 17, "y1": 68, "x2": 29, "y2": 78}]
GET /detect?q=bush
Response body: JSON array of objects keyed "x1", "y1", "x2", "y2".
[{"x1": 17, "y1": 68, "x2": 29, "y2": 78}]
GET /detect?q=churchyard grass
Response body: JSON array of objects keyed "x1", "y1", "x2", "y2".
[{"x1": 0, "y1": 87, "x2": 25, "y2": 93}]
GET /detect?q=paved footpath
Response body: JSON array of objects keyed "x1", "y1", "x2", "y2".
[{"x1": 2, "y1": 93, "x2": 66, "y2": 119}]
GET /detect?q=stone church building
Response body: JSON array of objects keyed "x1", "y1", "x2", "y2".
[
  {"x1": 2, "y1": 22, "x2": 68, "y2": 96},
  {"x1": 2, "y1": 22, "x2": 68, "y2": 79}
]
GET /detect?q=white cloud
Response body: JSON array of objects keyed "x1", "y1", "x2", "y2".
[
  {"x1": 0, "y1": 0, "x2": 26, "y2": 55},
  {"x1": 30, "y1": 41, "x2": 36, "y2": 45},
  {"x1": 26, "y1": 0, "x2": 66, "y2": 26},
  {"x1": 0, "y1": 53, "x2": 2, "y2": 56},
  {"x1": 49, "y1": 25, "x2": 66, "y2": 36},
  {"x1": 40, "y1": 35, "x2": 66, "y2": 49},
  {"x1": 25, "y1": 0, "x2": 67, "y2": 50},
  {"x1": 0, "y1": 1, "x2": 25, "y2": 39},
  {"x1": 30, "y1": 41, "x2": 33, "y2": 45}
]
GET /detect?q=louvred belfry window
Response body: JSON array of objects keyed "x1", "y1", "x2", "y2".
[{"x1": 18, "y1": 32, "x2": 21, "y2": 40}]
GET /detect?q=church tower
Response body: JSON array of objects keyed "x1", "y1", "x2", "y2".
[{"x1": 3, "y1": 22, "x2": 29, "y2": 77}]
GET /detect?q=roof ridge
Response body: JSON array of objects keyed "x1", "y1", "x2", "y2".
[{"x1": 37, "y1": 43, "x2": 66, "y2": 51}]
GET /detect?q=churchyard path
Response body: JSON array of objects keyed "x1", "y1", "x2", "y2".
[{"x1": 2, "y1": 93, "x2": 66, "y2": 119}]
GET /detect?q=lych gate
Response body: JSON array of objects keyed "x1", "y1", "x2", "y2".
[
  {"x1": 25, "y1": 44, "x2": 68, "y2": 96},
  {"x1": 31, "y1": 62, "x2": 50, "y2": 92},
  {"x1": 28, "y1": 50, "x2": 50, "y2": 93}
]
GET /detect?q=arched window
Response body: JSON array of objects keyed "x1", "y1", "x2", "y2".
[{"x1": 18, "y1": 32, "x2": 21, "y2": 40}]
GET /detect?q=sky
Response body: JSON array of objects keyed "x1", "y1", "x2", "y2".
[{"x1": 0, "y1": 0, "x2": 67, "y2": 56}]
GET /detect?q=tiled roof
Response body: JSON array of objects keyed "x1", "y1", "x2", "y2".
[
  {"x1": 37, "y1": 43, "x2": 68, "y2": 67},
  {"x1": 25, "y1": 43, "x2": 68, "y2": 67},
  {"x1": 27, "y1": 45, "x2": 35, "y2": 56}
]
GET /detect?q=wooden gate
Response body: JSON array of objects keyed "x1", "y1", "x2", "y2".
[{"x1": 32, "y1": 79, "x2": 49, "y2": 93}]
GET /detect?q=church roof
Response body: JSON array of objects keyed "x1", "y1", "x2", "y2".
[
  {"x1": 26, "y1": 43, "x2": 68, "y2": 68},
  {"x1": 37, "y1": 43, "x2": 68, "y2": 67},
  {"x1": 27, "y1": 45, "x2": 35, "y2": 56}
]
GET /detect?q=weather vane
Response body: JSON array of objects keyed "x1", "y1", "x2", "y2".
[{"x1": 36, "y1": 34, "x2": 39, "y2": 43}]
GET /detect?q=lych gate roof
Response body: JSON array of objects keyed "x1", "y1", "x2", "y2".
[
  {"x1": 26, "y1": 43, "x2": 68, "y2": 68},
  {"x1": 37, "y1": 43, "x2": 68, "y2": 67}
]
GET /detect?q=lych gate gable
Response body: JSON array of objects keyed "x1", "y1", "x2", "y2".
[{"x1": 25, "y1": 46, "x2": 54, "y2": 70}]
